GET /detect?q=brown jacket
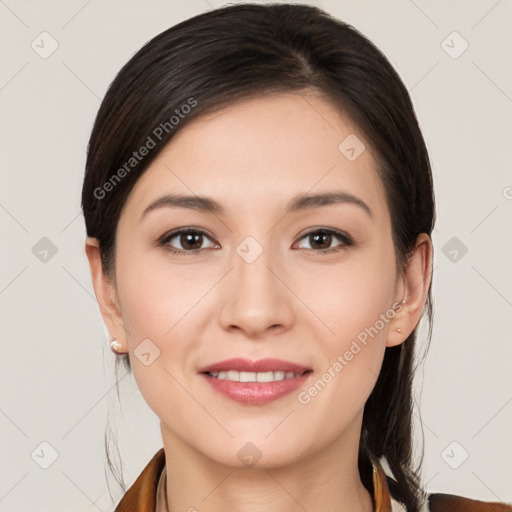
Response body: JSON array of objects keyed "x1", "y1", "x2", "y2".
[{"x1": 113, "y1": 448, "x2": 512, "y2": 512}]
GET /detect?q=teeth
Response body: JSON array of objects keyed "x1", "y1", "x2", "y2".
[{"x1": 208, "y1": 370, "x2": 302, "y2": 382}]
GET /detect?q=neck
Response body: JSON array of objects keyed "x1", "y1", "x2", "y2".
[{"x1": 157, "y1": 419, "x2": 374, "y2": 512}]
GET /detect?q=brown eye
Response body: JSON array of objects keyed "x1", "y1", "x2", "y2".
[
  {"x1": 308, "y1": 232, "x2": 333, "y2": 250},
  {"x1": 295, "y1": 228, "x2": 354, "y2": 254},
  {"x1": 179, "y1": 232, "x2": 204, "y2": 250},
  {"x1": 159, "y1": 228, "x2": 217, "y2": 254}
]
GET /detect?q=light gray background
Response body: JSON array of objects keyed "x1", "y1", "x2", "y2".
[{"x1": 1, "y1": 0, "x2": 511, "y2": 511}]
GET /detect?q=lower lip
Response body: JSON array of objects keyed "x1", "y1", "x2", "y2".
[{"x1": 199, "y1": 372, "x2": 312, "y2": 405}]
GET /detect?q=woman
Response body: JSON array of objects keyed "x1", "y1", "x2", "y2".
[{"x1": 82, "y1": 3, "x2": 511, "y2": 511}]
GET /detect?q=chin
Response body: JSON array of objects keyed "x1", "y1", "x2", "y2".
[{"x1": 198, "y1": 436, "x2": 307, "y2": 470}]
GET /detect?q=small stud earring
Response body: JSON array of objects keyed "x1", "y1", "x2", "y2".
[
  {"x1": 109, "y1": 337, "x2": 122, "y2": 353},
  {"x1": 396, "y1": 328, "x2": 403, "y2": 334}
]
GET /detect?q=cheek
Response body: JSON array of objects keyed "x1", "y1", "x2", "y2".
[
  {"x1": 113, "y1": 247, "x2": 207, "y2": 410},
  {"x1": 296, "y1": 238, "x2": 396, "y2": 349},
  {"x1": 293, "y1": 239, "x2": 397, "y2": 404},
  {"x1": 115, "y1": 243, "x2": 211, "y2": 339}
]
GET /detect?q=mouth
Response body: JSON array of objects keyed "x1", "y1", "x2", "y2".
[
  {"x1": 197, "y1": 358, "x2": 313, "y2": 405},
  {"x1": 202, "y1": 369, "x2": 312, "y2": 382}
]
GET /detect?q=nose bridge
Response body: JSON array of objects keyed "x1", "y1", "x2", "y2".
[{"x1": 218, "y1": 234, "x2": 294, "y2": 335}]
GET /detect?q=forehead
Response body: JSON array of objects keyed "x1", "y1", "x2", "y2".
[{"x1": 121, "y1": 93, "x2": 389, "y2": 224}]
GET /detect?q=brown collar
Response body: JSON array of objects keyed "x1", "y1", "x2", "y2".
[{"x1": 114, "y1": 448, "x2": 393, "y2": 512}]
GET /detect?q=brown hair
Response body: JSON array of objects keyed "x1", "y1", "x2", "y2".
[{"x1": 82, "y1": 4, "x2": 435, "y2": 510}]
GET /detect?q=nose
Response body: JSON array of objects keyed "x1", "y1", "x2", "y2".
[{"x1": 218, "y1": 244, "x2": 295, "y2": 338}]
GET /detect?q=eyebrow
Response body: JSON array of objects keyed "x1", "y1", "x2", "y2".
[{"x1": 141, "y1": 191, "x2": 373, "y2": 220}]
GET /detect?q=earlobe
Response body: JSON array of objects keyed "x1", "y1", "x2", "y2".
[
  {"x1": 85, "y1": 237, "x2": 128, "y2": 351},
  {"x1": 386, "y1": 233, "x2": 433, "y2": 348}
]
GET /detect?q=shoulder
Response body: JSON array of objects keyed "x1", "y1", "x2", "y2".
[
  {"x1": 385, "y1": 476, "x2": 512, "y2": 512},
  {"x1": 426, "y1": 492, "x2": 512, "y2": 512},
  {"x1": 390, "y1": 492, "x2": 512, "y2": 512},
  {"x1": 113, "y1": 448, "x2": 166, "y2": 512}
]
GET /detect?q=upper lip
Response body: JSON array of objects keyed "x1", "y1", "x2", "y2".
[{"x1": 198, "y1": 358, "x2": 312, "y2": 374}]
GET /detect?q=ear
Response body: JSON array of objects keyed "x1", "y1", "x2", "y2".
[
  {"x1": 85, "y1": 237, "x2": 128, "y2": 352},
  {"x1": 386, "y1": 233, "x2": 433, "y2": 348}
]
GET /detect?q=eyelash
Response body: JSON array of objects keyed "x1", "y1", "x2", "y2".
[{"x1": 157, "y1": 227, "x2": 355, "y2": 256}]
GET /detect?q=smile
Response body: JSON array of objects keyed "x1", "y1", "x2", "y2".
[{"x1": 204, "y1": 370, "x2": 307, "y2": 382}]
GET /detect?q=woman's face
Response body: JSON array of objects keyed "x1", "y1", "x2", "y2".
[{"x1": 106, "y1": 92, "x2": 408, "y2": 468}]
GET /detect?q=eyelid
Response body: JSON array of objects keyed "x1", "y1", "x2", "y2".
[
  {"x1": 157, "y1": 227, "x2": 218, "y2": 254},
  {"x1": 293, "y1": 227, "x2": 354, "y2": 250}
]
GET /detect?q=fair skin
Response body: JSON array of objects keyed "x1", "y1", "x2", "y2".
[{"x1": 86, "y1": 92, "x2": 432, "y2": 512}]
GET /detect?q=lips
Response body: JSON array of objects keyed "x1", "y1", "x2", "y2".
[
  {"x1": 197, "y1": 357, "x2": 311, "y2": 374},
  {"x1": 197, "y1": 358, "x2": 313, "y2": 405}
]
